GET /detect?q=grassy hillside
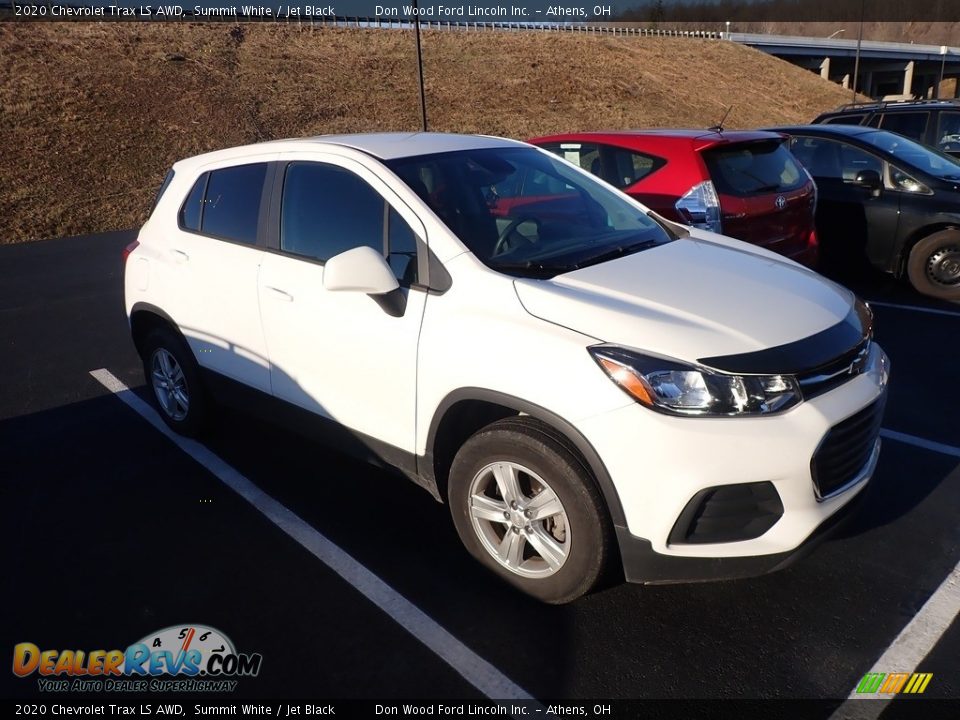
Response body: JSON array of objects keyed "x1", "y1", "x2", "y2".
[{"x1": 0, "y1": 23, "x2": 860, "y2": 243}]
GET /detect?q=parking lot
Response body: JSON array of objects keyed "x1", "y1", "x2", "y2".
[{"x1": 1, "y1": 230, "x2": 958, "y2": 713}]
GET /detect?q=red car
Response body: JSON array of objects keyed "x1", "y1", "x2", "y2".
[{"x1": 528, "y1": 129, "x2": 820, "y2": 268}]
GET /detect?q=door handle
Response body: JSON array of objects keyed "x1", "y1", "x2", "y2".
[
  {"x1": 169, "y1": 249, "x2": 190, "y2": 264},
  {"x1": 264, "y1": 285, "x2": 294, "y2": 302}
]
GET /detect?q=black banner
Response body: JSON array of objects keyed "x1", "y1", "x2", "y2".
[
  {"x1": 1, "y1": 0, "x2": 959, "y2": 22},
  {"x1": 4, "y1": 700, "x2": 960, "y2": 720}
]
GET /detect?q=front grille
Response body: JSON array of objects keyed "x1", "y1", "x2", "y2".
[
  {"x1": 796, "y1": 337, "x2": 871, "y2": 400},
  {"x1": 668, "y1": 481, "x2": 784, "y2": 545},
  {"x1": 811, "y1": 398, "x2": 885, "y2": 500}
]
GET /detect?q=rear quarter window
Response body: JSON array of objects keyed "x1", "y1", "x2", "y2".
[
  {"x1": 152, "y1": 169, "x2": 175, "y2": 214},
  {"x1": 179, "y1": 173, "x2": 207, "y2": 233},
  {"x1": 703, "y1": 141, "x2": 806, "y2": 197}
]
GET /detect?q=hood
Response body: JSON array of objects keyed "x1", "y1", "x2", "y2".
[{"x1": 513, "y1": 236, "x2": 858, "y2": 369}]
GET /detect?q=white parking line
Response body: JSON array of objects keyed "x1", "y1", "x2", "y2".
[
  {"x1": 829, "y1": 563, "x2": 960, "y2": 720},
  {"x1": 868, "y1": 300, "x2": 960, "y2": 318},
  {"x1": 829, "y1": 428, "x2": 960, "y2": 719},
  {"x1": 89, "y1": 368, "x2": 534, "y2": 702},
  {"x1": 881, "y1": 429, "x2": 960, "y2": 459}
]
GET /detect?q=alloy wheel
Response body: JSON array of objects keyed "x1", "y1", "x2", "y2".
[
  {"x1": 151, "y1": 348, "x2": 190, "y2": 421},
  {"x1": 467, "y1": 461, "x2": 571, "y2": 579}
]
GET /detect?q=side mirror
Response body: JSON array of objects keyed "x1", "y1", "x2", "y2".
[
  {"x1": 853, "y1": 169, "x2": 882, "y2": 196},
  {"x1": 323, "y1": 246, "x2": 399, "y2": 295}
]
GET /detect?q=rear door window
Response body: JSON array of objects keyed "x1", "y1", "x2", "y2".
[
  {"x1": 201, "y1": 163, "x2": 268, "y2": 245},
  {"x1": 604, "y1": 146, "x2": 662, "y2": 188},
  {"x1": 703, "y1": 140, "x2": 806, "y2": 196},
  {"x1": 540, "y1": 141, "x2": 663, "y2": 189},
  {"x1": 788, "y1": 136, "x2": 882, "y2": 181},
  {"x1": 935, "y1": 111, "x2": 960, "y2": 152},
  {"x1": 878, "y1": 112, "x2": 929, "y2": 142},
  {"x1": 539, "y1": 142, "x2": 603, "y2": 178}
]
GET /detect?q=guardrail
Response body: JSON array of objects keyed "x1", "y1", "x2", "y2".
[{"x1": 282, "y1": 17, "x2": 721, "y2": 38}]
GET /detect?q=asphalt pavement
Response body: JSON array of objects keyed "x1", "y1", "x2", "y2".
[{"x1": 1, "y1": 231, "x2": 958, "y2": 713}]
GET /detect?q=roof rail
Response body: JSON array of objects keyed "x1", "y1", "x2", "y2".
[{"x1": 833, "y1": 98, "x2": 960, "y2": 112}]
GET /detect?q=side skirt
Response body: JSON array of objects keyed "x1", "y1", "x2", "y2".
[{"x1": 199, "y1": 369, "x2": 441, "y2": 501}]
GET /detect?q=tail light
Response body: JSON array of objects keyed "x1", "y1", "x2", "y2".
[
  {"x1": 675, "y1": 181, "x2": 722, "y2": 234},
  {"x1": 122, "y1": 240, "x2": 140, "y2": 265}
]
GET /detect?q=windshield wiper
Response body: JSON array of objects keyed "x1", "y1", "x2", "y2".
[
  {"x1": 571, "y1": 239, "x2": 663, "y2": 268},
  {"x1": 492, "y1": 260, "x2": 577, "y2": 278}
]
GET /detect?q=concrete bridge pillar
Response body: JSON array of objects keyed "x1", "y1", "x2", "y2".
[
  {"x1": 842, "y1": 73, "x2": 850, "y2": 89},
  {"x1": 903, "y1": 60, "x2": 915, "y2": 96},
  {"x1": 820, "y1": 56, "x2": 831, "y2": 80}
]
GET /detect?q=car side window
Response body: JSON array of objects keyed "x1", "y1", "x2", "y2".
[
  {"x1": 280, "y1": 162, "x2": 419, "y2": 284},
  {"x1": 540, "y1": 142, "x2": 604, "y2": 180},
  {"x1": 180, "y1": 173, "x2": 207, "y2": 232},
  {"x1": 200, "y1": 163, "x2": 268, "y2": 244},
  {"x1": 604, "y1": 146, "x2": 662, "y2": 189},
  {"x1": 879, "y1": 112, "x2": 928, "y2": 142},
  {"x1": 823, "y1": 114, "x2": 867, "y2": 125},
  {"x1": 936, "y1": 111, "x2": 960, "y2": 152},
  {"x1": 789, "y1": 137, "x2": 881, "y2": 181}
]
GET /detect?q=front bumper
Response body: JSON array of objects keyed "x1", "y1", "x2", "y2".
[
  {"x1": 615, "y1": 454, "x2": 874, "y2": 584},
  {"x1": 574, "y1": 343, "x2": 889, "y2": 582}
]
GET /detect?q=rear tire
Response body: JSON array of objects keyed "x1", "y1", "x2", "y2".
[
  {"x1": 140, "y1": 326, "x2": 209, "y2": 437},
  {"x1": 448, "y1": 418, "x2": 612, "y2": 604},
  {"x1": 906, "y1": 230, "x2": 960, "y2": 301}
]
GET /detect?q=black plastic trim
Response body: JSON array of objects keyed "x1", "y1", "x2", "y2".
[
  {"x1": 667, "y1": 481, "x2": 784, "y2": 545},
  {"x1": 199, "y1": 369, "x2": 436, "y2": 499},
  {"x1": 128, "y1": 302, "x2": 189, "y2": 354},
  {"x1": 617, "y1": 477, "x2": 871, "y2": 584},
  {"x1": 699, "y1": 301, "x2": 872, "y2": 376},
  {"x1": 424, "y1": 388, "x2": 626, "y2": 527}
]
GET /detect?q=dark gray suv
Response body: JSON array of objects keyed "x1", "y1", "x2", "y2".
[{"x1": 813, "y1": 99, "x2": 960, "y2": 158}]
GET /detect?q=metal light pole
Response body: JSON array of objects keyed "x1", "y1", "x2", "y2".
[
  {"x1": 413, "y1": 0, "x2": 428, "y2": 132},
  {"x1": 851, "y1": 0, "x2": 864, "y2": 103}
]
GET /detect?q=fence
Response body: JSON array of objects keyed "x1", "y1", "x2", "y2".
[{"x1": 281, "y1": 17, "x2": 722, "y2": 38}]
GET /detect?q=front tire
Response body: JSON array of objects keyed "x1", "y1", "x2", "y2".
[
  {"x1": 906, "y1": 230, "x2": 960, "y2": 301},
  {"x1": 141, "y1": 326, "x2": 209, "y2": 437},
  {"x1": 448, "y1": 418, "x2": 613, "y2": 604}
]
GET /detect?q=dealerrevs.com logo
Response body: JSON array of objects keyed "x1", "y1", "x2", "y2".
[{"x1": 12, "y1": 625, "x2": 263, "y2": 693}]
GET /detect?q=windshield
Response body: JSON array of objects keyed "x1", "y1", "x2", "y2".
[
  {"x1": 861, "y1": 130, "x2": 960, "y2": 180},
  {"x1": 386, "y1": 146, "x2": 673, "y2": 278}
]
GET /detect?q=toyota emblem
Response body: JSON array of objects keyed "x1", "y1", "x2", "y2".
[{"x1": 775, "y1": 195, "x2": 787, "y2": 210}]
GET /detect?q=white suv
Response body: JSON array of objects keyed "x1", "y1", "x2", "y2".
[{"x1": 124, "y1": 133, "x2": 890, "y2": 603}]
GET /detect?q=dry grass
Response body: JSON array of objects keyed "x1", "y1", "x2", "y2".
[{"x1": 0, "y1": 23, "x2": 859, "y2": 243}]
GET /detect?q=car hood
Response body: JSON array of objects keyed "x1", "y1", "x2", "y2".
[{"x1": 513, "y1": 236, "x2": 857, "y2": 368}]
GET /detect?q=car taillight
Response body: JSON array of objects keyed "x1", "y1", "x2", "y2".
[
  {"x1": 122, "y1": 240, "x2": 140, "y2": 265},
  {"x1": 675, "y1": 181, "x2": 722, "y2": 235}
]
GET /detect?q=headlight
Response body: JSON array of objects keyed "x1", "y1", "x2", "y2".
[{"x1": 589, "y1": 345, "x2": 801, "y2": 417}]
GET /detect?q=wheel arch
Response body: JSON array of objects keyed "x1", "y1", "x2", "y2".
[
  {"x1": 129, "y1": 302, "x2": 193, "y2": 359},
  {"x1": 423, "y1": 388, "x2": 627, "y2": 529}
]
